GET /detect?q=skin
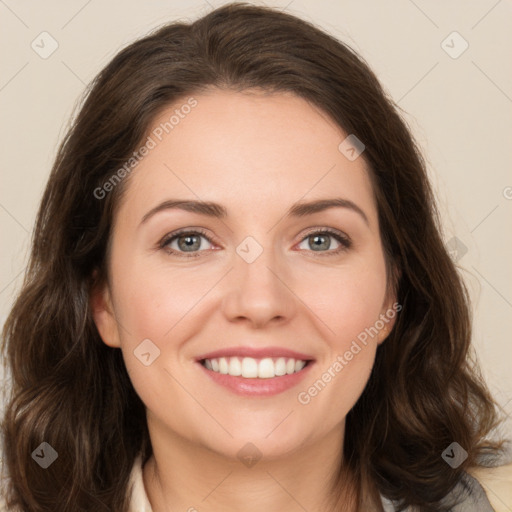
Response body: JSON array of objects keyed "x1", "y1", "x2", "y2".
[{"x1": 92, "y1": 89, "x2": 396, "y2": 512}]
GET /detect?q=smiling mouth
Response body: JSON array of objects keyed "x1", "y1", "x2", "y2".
[{"x1": 200, "y1": 356, "x2": 312, "y2": 379}]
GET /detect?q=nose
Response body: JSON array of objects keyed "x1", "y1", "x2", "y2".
[{"x1": 220, "y1": 243, "x2": 296, "y2": 329}]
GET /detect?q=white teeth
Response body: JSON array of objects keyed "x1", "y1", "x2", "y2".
[
  {"x1": 228, "y1": 357, "x2": 242, "y2": 376},
  {"x1": 219, "y1": 357, "x2": 229, "y2": 374},
  {"x1": 295, "y1": 360, "x2": 306, "y2": 372},
  {"x1": 258, "y1": 358, "x2": 275, "y2": 379},
  {"x1": 275, "y1": 357, "x2": 287, "y2": 376},
  {"x1": 202, "y1": 356, "x2": 308, "y2": 379},
  {"x1": 241, "y1": 357, "x2": 258, "y2": 378}
]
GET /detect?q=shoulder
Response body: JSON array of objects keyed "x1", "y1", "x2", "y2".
[
  {"x1": 467, "y1": 462, "x2": 512, "y2": 512},
  {"x1": 380, "y1": 463, "x2": 512, "y2": 512}
]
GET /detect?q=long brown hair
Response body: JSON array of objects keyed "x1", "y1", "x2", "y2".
[{"x1": 1, "y1": 3, "x2": 505, "y2": 510}]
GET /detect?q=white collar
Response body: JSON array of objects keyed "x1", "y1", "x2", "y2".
[{"x1": 127, "y1": 455, "x2": 153, "y2": 512}]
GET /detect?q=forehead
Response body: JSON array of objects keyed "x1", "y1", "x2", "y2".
[{"x1": 116, "y1": 89, "x2": 377, "y2": 226}]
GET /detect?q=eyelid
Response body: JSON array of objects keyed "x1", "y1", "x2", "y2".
[{"x1": 300, "y1": 226, "x2": 350, "y2": 241}]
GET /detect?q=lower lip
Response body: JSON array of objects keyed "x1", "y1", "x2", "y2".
[{"x1": 197, "y1": 361, "x2": 315, "y2": 397}]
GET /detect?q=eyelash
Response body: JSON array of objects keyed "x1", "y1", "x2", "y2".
[{"x1": 159, "y1": 227, "x2": 352, "y2": 258}]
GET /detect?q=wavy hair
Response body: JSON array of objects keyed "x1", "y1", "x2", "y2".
[{"x1": 1, "y1": 3, "x2": 505, "y2": 511}]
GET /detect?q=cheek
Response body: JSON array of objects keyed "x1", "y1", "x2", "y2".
[
  {"x1": 299, "y1": 257, "x2": 388, "y2": 347},
  {"x1": 107, "y1": 249, "x2": 211, "y2": 386},
  {"x1": 293, "y1": 257, "x2": 386, "y2": 413},
  {"x1": 112, "y1": 256, "x2": 217, "y2": 341},
  {"x1": 112, "y1": 264, "x2": 209, "y2": 429}
]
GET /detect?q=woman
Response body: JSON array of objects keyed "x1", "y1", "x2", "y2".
[{"x1": 1, "y1": 3, "x2": 510, "y2": 511}]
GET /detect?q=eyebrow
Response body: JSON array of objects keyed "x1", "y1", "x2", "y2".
[{"x1": 140, "y1": 197, "x2": 369, "y2": 226}]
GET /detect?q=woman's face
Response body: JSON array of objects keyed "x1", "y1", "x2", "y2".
[{"x1": 92, "y1": 89, "x2": 396, "y2": 461}]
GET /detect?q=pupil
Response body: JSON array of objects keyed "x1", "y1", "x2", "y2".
[
  {"x1": 311, "y1": 234, "x2": 329, "y2": 251},
  {"x1": 179, "y1": 235, "x2": 200, "y2": 251}
]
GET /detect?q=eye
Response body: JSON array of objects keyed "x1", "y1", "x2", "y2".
[
  {"x1": 159, "y1": 227, "x2": 351, "y2": 258},
  {"x1": 296, "y1": 228, "x2": 351, "y2": 256},
  {"x1": 159, "y1": 228, "x2": 216, "y2": 257}
]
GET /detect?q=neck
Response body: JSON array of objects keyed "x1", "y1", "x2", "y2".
[{"x1": 142, "y1": 419, "x2": 361, "y2": 512}]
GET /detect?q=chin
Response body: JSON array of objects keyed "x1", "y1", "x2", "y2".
[{"x1": 193, "y1": 415, "x2": 313, "y2": 463}]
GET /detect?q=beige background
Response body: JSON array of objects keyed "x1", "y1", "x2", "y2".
[{"x1": 1, "y1": 0, "x2": 511, "y2": 452}]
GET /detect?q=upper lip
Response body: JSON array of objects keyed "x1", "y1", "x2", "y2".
[{"x1": 196, "y1": 346, "x2": 314, "y2": 361}]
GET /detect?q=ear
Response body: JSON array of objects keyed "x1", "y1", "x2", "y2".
[
  {"x1": 377, "y1": 264, "x2": 401, "y2": 345},
  {"x1": 90, "y1": 270, "x2": 121, "y2": 348},
  {"x1": 376, "y1": 299, "x2": 398, "y2": 345}
]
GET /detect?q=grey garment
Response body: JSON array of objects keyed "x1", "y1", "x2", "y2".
[{"x1": 380, "y1": 472, "x2": 495, "y2": 511}]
